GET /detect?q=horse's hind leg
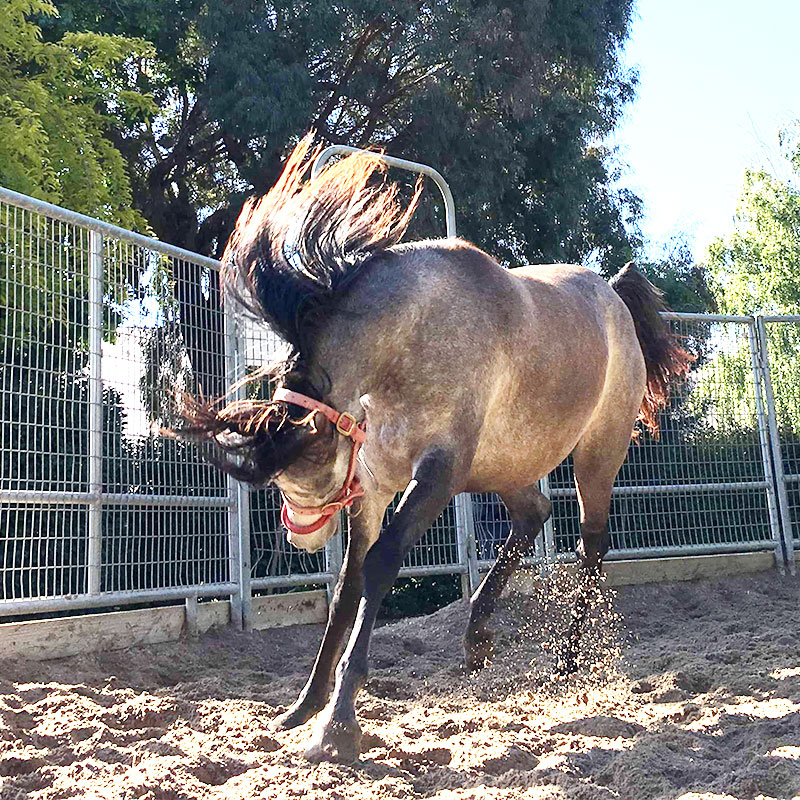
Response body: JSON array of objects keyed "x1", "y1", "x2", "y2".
[
  {"x1": 556, "y1": 423, "x2": 632, "y2": 675},
  {"x1": 465, "y1": 484, "x2": 551, "y2": 671}
]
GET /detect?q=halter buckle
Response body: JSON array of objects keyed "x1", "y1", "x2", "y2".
[{"x1": 336, "y1": 412, "x2": 358, "y2": 437}]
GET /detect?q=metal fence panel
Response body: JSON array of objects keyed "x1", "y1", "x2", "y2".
[
  {"x1": 2, "y1": 186, "x2": 797, "y2": 624},
  {"x1": 0, "y1": 189, "x2": 238, "y2": 617},
  {"x1": 546, "y1": 316, "x2": 776, "y2": 559},
  {"x1": 470, "y1": 316, "x2": 779, "y2": 566}
]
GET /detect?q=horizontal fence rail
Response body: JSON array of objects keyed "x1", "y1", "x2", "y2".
[{"x1": 1, "y1": 187, "x2": 797, "y2": 627}]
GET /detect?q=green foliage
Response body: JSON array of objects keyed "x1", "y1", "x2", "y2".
[
  {"x1": 636, "y1": 236, "x2": 716, "y2": 313},
  {"x1": 706, "y1": 127, "x2": 800, "y2": 432},
  {"x1": 0, "y1": 0, "x2": 158, "y2": 359},
  {"x1": 708, "y1": 170, "x2": 800, "y2": 316},
  {"x1": 0, "y1": 0, "x2": 152, "y2": 227},
  {"x1": 26, "y1": 0, "x2": 646, "y2": 420},
  {"x1": 46, "y1": 0, "x2": 641, "y2": 270},
  {"x1": 380, "y1": 575, "x2": 461, "y2": 619}
]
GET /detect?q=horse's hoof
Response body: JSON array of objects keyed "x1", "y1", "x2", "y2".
[
  {"x1": 270, "y1": 701, "x2": 322, "y2": 731},
  {"x1": 464, "y1": 627, "x2": 494, "y2": 671},
  {"x1": 554, "y1": 650, "x2": 578, "y2": 677},
  {"x1": 304, "y1": 717, "x2": 362, "y2": 764}
]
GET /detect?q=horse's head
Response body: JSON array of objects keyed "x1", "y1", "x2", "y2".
[
  {"x1": 166, "y1": 133, "x2": 420, "y2": 552},
  {"x1": 167, "y1": 384, "x2": 361, "y2": 553},
  {"x1": 269, "y1": 394, "x2": 365, "y2": 553}
]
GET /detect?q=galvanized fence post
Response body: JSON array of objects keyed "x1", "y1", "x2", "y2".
[
  {"x1": 324, "y1": 518, "x2": 344, "y2": 604},
  {"x1": 538, "y1": 474, "x2": 555, "y2": 574},
  {"x1": 235, "y1": 479, "x2": 253, "y2": 629},
  {"x1": 87, "y1": 230, "x2": 104, "y2": 595},
  {"x1": 225, "y1": 473, "x2": 242, "y2": 629},
  {"x1": 234, "y1": 319, "x2": 253, "y2": 629},
  {"x1": 755, "y1": 316, "x2": 796, "y2": 574},
  {"x1": 223, "y1": 300, "x2": 251, "y2": 628},
  {"x1": 747, "y1": 319, "x2": 785, "y2": 571},
  {"x1": 455, "y1": 493, "x2": 479, "y2": 597}
]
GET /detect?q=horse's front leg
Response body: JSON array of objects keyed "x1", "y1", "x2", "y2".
[
  {"x1": 304, "y1": 448, "x2": 456, "y2": 763},
  {"x1": 271, "y1": 492, "x2": 389, "y2": 731}
]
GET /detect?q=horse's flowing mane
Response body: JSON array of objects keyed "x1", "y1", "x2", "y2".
[
  {"x1": 223, "y1": 133, "x2": 422, "y2": 367},
  {"x1": 165, "y1": 134, "x2": 421, "y2": 480}
]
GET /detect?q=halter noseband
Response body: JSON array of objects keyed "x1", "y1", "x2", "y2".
[{"x1": 272, "y1": 388, "x2": 366, "y2": 536}]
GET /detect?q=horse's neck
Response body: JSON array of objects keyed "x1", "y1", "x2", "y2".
[{"x1": 310, "y1": 323, "x2": 375, "y2": 418}]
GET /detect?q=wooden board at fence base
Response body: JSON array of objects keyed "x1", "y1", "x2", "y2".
[
  {"x1": 0, "y1": 590, "x2": 327, "y2": 661},
  {"x1": 0, "y1": 605, "x2": 191, "y2": 661},
  {"x1": 602, "y1": 551, "x2": 777, "y2": 586},
  {"x1": 508, "y1": 551, "x2": 777, "y2": 595},
  {"x1": 250, "y1": 590, "x2": 328, "y2": 631}
]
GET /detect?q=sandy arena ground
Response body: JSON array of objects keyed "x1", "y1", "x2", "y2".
[{"x1": 1, "y1": 569, "x2": 799, "y2": 800}]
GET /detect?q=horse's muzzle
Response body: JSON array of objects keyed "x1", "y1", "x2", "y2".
[{"x1": 286, "y1": 513, "x2": 340, "y2": 553}]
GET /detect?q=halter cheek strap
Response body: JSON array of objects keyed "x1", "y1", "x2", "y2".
[{"x1": 272, "y1": 388, "x2": 367, "y2": 535}]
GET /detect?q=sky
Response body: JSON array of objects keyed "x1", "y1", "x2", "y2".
[{"x1": 610, "y1": 0, "x2": 800, "y2": 260}]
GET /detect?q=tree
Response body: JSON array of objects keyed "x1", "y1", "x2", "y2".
[
  {"x1": 709, "y1": 180, "x2": 800, "y2": 315},
  {"x1": 45, "y1": 0, "x2": 641, "y2": 269},
  {"x1": 0, "y1": 0, "x2": 152, "y2": 227},
  {"x1": 38, "y1": 0, "x2": 644, "y2": 402},
  {"x1": 637, "y1": 235, "x2": 716, "y2": 314},
  {"x1": 0, "y1": 0, "x2": 158, "y2": 353},
  {"x1": 707, "y1": 127, "x2": 800, "y2": 432}
]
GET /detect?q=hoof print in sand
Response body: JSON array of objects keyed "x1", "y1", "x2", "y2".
[
  {"x1": 551, "y1": 715, "x2": 644, "y2": 739},
  {"x1": 480, "y1": 745, "x2": 539, "y2": 775}
]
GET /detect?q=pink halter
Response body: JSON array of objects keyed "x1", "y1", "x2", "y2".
[{"x1": 272, "y1": 388, "x2": 366, "y2": 535}]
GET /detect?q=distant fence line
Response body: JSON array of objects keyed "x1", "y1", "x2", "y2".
[{"x1": 0, "y1": 186, "x2": 797, "y2": 629}]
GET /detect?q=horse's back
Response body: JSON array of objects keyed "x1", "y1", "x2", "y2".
[{"x1": 329, "y1": 240, "x2": 645, "y2": 493}]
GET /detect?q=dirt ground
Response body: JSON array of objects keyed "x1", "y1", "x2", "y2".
[{"x1": 1, "y1": 569, "x2": 799, "y2": 800}]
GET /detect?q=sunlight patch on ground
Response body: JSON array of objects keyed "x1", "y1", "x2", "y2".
[
  {"x1": 722, "y1": 698, "x2": 800, "y2": 719},
  {"x1": 770, "y1": 665, "x2": 800, "y2": 680},
  {"x1": 767, "y1": 745, "x2": 800, "y2": 759},
  {"x1": 675, "y1": 794, "x2": 739, "y2": 800}
]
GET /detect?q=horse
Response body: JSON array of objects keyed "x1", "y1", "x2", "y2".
[{"x1": 173, "y1": 134, "x2": 692, "y2": 763}]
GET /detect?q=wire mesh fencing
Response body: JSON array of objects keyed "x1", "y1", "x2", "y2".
[
  {"x1": 0, "y1": 188, "x2": 239, "y2": 618},
  {"x1": 470, "y1": 315, "x2": 783, "y2": 568},
  {"x1": 1, "y1": 185, "x2": 797, "y2": 631},
  {"x1": 549, "y1": 314, "x2": 775, "y2": 560}
]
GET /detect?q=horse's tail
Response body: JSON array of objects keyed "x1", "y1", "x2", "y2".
[{"x1": 610, "y1": 263, "x2": 694, "y2": 437}]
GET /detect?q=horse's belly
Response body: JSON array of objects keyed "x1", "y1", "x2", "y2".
[
  {"x1": 464, "y1": 343, "x2": 608, "y2": 493},
  {"x1": 464, "y1": 407, "x2": 595, "y2": 493}
]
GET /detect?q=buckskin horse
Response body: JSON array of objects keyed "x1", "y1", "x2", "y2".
[{"x1": 173, "y1": 134, "x2": 691, "y2": 763}]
